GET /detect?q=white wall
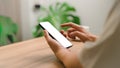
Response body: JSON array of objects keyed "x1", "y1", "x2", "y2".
[
  {"x1": 38, "y1": 0, "x2": 115, "y2": 35},
  {"x1": 20, "y1": 0, "x2": 34, "y2": 40},
  {"x1": 0, "y1": 0, "x2": 22, "y2": 40},
  {"x1": 74, "y1": 0, "x2": 115, "y2": 35},
  {"x1": 20, "y1": 0, "x2": 115, "y2": 40}
]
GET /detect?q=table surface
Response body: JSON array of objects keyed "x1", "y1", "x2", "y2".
[{"x1": 0, "y1": 37, "x2": 83, "y2": 68}]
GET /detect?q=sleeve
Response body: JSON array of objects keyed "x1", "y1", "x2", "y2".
[{"x1": 79, "y1": 1, "x2": 120, "y2": 68}]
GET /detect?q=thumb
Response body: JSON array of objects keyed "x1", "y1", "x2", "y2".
[
  {"x1": 44, "y1": 30, "x2": 50, "y2": 40},
  {"x1": 44, "y1": 30, "x2": 64, "y2": 52}
]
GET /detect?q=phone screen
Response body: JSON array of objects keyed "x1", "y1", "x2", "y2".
[{"x1": 40, "y1": 22, "x2": 72, "y2": 48}]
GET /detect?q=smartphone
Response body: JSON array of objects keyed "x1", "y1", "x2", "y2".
[{"x1": 39, "y1": 22, "x2": 72, "y2": 48}]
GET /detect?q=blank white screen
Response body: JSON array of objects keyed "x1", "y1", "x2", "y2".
[{"x1": 40, "y1": 22, "x2": 72, "y2": 48}]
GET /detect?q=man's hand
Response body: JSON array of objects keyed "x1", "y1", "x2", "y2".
[
  {"x1": 61, "y1": 23, "x2": 98, "y2": 42},
  {"x1": 44, "y1": 30, "x2": 82, "y2": 68}
]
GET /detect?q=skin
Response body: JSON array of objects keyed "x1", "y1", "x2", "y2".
[
  {"x1": 60, "y1": 23, "x2": 98, "y2": 42},
  {"x1": 44, "y1": 22, "x2": 97, "y2": 68}
]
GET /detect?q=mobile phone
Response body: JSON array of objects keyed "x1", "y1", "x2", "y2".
[{"x1": 39, "y1": 22, "x2": 72, "y2": 48}]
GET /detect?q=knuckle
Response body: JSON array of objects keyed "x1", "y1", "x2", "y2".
[
  {"x1": 68, "y1": 28, "x2": 72, "y2": 31},
  {"x1": 75, "y1": 31, "x2": 80, "y2": 34},
  {"x1": 69, "y1": 22, "x2": 74, "y2": 25}
]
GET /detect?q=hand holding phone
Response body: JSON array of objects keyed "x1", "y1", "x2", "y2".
[{"x1": 40, "y1": 22, "x2": 72, "y2": 48}]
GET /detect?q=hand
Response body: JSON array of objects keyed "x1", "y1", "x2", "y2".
[
  {"x1": 61, "y1": 23, "x2": 98, "y2": 42},
  {"x1": 44, "y1": 30, "x2": 82, "y2": 68}
]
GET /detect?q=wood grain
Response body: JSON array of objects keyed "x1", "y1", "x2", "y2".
[{"x1": 0, "y1": 37, "x2": 83, "y2": 68}]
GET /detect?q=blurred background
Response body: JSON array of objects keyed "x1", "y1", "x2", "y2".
[{"x1": 0, "y1": 0, "x2": 115, "y2": 46}]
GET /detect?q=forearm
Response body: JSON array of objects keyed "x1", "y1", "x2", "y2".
[
  {"x1": 55, "y1": 49, "x2": 83, "y2": 68},
  {"x1": 65, "y1": 55, "x2": 83, "y2": 68},
  {"x1": 44, "y1": 30, "x2": 83, "y2": 68}
]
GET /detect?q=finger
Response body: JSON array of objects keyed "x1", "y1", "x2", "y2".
[
  {"x1": 70, "y1": 31, "x2": 88, "y2": 42},
  {"x1": 44, "y1": 30, "x2": 71, "y2": 66},
  {"x1": 44, "y1": 30, "x2": 82, "y2": 68},
  {"x1": 67, "y1": 28, "x2": 76, "y2": 40},
  {"x1": 61, "y1": 23, "x2": 83, "y2": 31},
  {"x1": 44, "y1": 30, "x2": 50, "y2": 41},
  {"x1": 68, "y1": 33, "x2": 76, "y2": 40},
  {"x1": 67, "y1": 28, "x2": 76, "y2": 33},
  {"x1": 60, "y1": 30, "x2": 67, "y2": 37},
  {"x1": 44, "y1": 30, "x2": 56, "y2": 45},
  {"x1": 44, "y1": 30, "x2": 63, "y2": 52}
]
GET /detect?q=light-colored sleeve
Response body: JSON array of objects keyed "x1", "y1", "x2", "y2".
[{"x1": 79, "y1": 0, "x2": 120, "y2": 68}]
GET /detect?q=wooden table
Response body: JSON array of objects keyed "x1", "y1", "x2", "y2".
[{"x1": 0, "y1": 37, "x2": 83, "y2": 68}]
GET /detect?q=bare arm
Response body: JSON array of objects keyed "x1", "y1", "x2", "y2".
[
  {"x1": 44, "y1": 22, "x2": 98, "y2": 68},
  {"x1": 44, "y1": 30, "x2": 83, "y2": 68}
]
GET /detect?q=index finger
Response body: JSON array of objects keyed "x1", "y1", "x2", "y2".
[{"x1": 61, "y1": 23, "x2": 83, "y2": 30}]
